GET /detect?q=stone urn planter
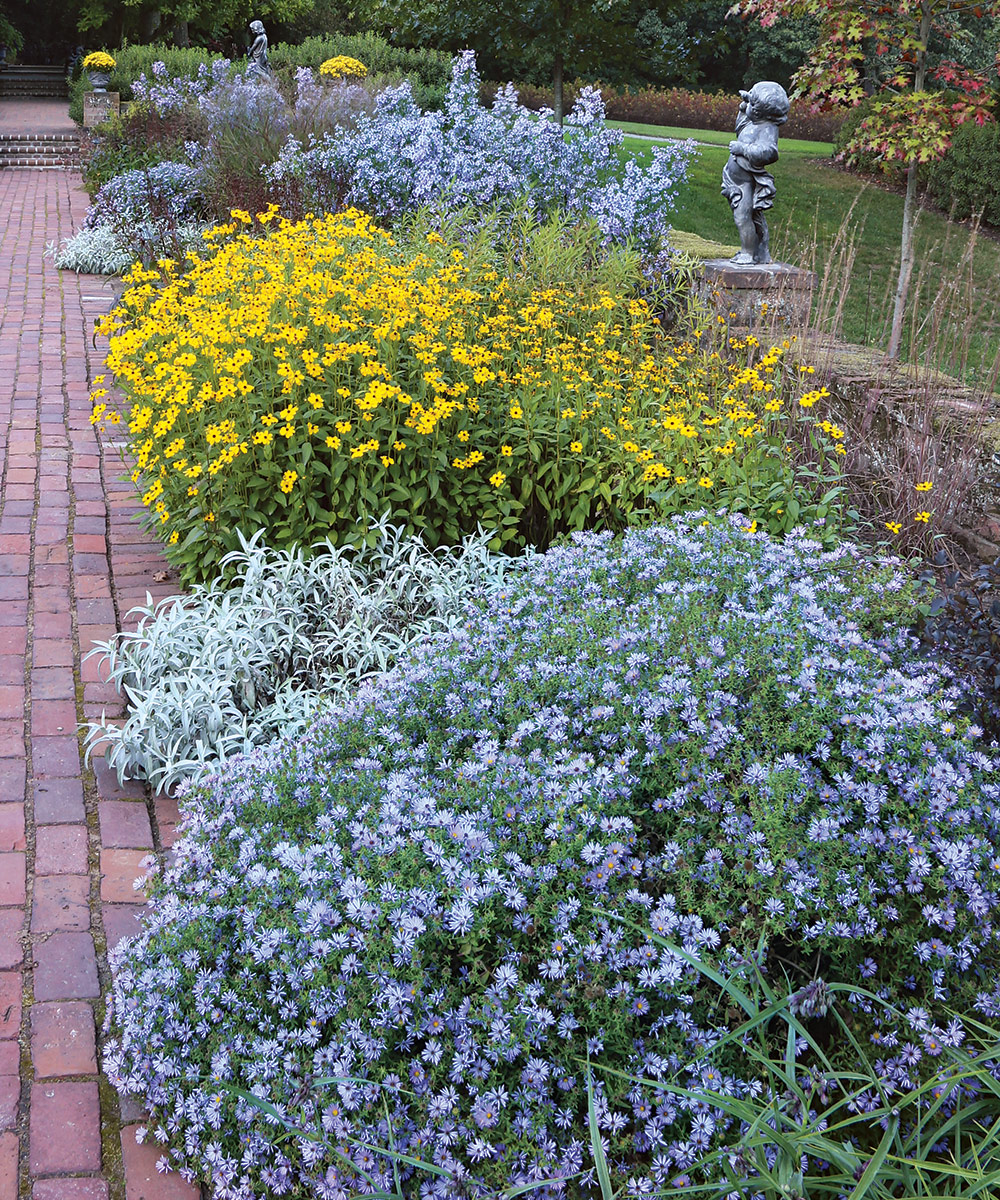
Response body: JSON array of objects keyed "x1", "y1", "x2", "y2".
[{"x1": 87, "y1": 70, "x2": 111, "y2": 91}]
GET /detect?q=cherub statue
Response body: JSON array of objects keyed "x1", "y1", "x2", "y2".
[
  {"x1": 247, "y1": 19, "x2": 269, "y2": 75},
  {"x1": 721, "y1": 81, "x2": 790, "y2": 265}
]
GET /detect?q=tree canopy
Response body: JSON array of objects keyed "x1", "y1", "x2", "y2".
[{"x1": 366, "y1": 0, "x2": 668, "y2": 119}]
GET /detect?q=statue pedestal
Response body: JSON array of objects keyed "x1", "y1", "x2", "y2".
[{"x1": 694, "y1": 259, "x2": 816, "y2": 327}]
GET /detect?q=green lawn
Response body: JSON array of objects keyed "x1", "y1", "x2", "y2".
[
  {"x1": 623, "y1": 133, "x2": 1000, "y2": 383},
  {"x1": 609, "y1": 119, "x2": 833, "y2": 157}
]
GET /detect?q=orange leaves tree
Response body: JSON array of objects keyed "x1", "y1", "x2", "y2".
[{"x1": 729, "y1": 0, "x2": 1000, "y2": 359}]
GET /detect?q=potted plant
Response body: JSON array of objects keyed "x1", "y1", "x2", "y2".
[{"x1": 82, "y1": 50, "x2": 115, "y2": 91}]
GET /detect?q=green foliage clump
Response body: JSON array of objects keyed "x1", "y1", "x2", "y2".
[{"x1": 924, "y1": 117, "x2": 1000, "y2": 227}]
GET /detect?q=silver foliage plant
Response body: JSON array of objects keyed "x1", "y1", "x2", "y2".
[
  {"x1": 51, "y1": 222, "x2": 209, "y2": 275},
  {"x1": 85, "y1": 520, "x2": 520, "y2": 791}
]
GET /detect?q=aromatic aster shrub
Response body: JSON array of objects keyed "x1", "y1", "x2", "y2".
[
  {"x1": 83, "y1": 161, "x2": 205, "y2": 232},
  {"x1": 74, "y1": 161, "x2": 207, "y2": 269},
  {"x1": 105, "y1": 517, "x2": 1000, "y2": 1199},
  {"x1": 93, "y1": 208, "x2": 847, "y2": 583},
  {"x1": 265, "y1": 51, "x2": 694, "y2": 260}
]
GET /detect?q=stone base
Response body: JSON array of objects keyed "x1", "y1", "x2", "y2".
[
  {"x1": 83, "y1": 91, "x2": 120, "y2": 128},
  {"x1": 694, "y1": 258, "x2": 816, "y2": 327}
]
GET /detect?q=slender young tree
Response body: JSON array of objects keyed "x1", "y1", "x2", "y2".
[{"x1": 730, "y1": 0, "x2": 1000, "y2": 360}]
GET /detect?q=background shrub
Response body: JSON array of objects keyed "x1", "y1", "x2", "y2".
[
  {"x1": 105, "y1": 516, "x2": 999, "y2": 1198},
  {"x1": 270, "y1": 32, "x2": 452, "y2": 109},
  {"x1": 832, "y1": 96, "x2": 905, "y2": 178},
  {"x1": 923, "y1": 118, "x2": 1000, "y2": 227},
  {"x1": 604, "y1": 87, "x2": 844, "y2": 141}
]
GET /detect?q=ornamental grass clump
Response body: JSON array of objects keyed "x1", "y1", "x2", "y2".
[
  {"x1": 105, "y1": 516, "x2": 1000, "y2": 1198},
  {"x1": 93, "y1": 208, "x2": 846, "y2": 583}
]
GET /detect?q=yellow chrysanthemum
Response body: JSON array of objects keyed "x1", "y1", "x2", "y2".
[{"x1": 319, "y1": 55, "x2": 367, "y2": 79}]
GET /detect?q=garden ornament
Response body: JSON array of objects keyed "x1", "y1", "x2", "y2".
[
  {"x1": 247, "y1": 19, "x2": 269, "y2": 75},
  {"x1": 721, "y1": 80, "x2": 790, "y2": 265}
]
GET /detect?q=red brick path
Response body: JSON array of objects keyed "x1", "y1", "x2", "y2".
[{"x1": 0, "y1": 109, "x2": 200, "y2": 1199}]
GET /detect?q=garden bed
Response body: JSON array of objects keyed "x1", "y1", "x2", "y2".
[{"x1": 64, "y1": 44, "x2": 1000, "y2": 1200}]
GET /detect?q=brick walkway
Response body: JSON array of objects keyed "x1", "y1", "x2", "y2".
[{"x1": 0, "y1": 106, "x2": 198, "y2": 1200}]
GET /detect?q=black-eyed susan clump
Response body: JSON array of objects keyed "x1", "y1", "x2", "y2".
[{"x1": 93, "y1": 207, "x2": 848, "y2": 583}]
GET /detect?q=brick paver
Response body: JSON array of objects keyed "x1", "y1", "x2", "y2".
[{"x1": 0, "y1": 102, "x2": 192, "y2": 1199}]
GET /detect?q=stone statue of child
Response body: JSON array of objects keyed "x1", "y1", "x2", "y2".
[
  {"x1": 247, "y1": 19, "x2": 269, "y2": 75},
  {"x1": 721, "y1": 81, "x2": 790, "y2": 265}
]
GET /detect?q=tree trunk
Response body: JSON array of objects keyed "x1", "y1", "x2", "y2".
[
  {"x1": 886, "y1": 0, "x2": 931, "y2": 362},
  {"x1": 173, "y1": 18, "x2": 190, "y2": 47},
  {"x1": 887, "y1": 158, "x2": 918, "y2": 361},
  {"x1": 553, "y1": 49, "x2": 564, "y2": 126}
]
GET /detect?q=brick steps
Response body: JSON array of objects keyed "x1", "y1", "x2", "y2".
[
  {"x1": 0, "y1": 66, "x2": 68, "y2": 99},
  {"x1": 0, "y1": 133, "x2": 80, "y2": 170}
]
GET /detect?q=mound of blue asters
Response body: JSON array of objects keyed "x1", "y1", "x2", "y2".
[{"x1": 104, "y1": 516, "x2": 1000, "y2": 1199}]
